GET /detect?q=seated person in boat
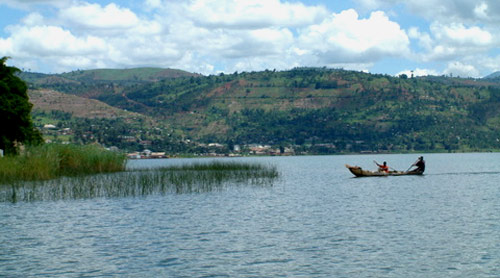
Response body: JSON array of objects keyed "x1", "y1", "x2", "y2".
[
  {"x1": 409, "y1": 156, "x2": 425, "y2": 173},
  {"x1": 375, "y1": 161, "x2": 389, "y2": 173}
]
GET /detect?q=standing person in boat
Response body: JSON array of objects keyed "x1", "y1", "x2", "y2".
[
  {"x1": 375, "y1": 161, "x2": 390, "y2": 173},
  {"x1": 409, "y1": 156, "x2": 425, "y2": 173}
]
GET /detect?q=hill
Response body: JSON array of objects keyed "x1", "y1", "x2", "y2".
[
  {"x1": 58, "y1": 68, "x2": 199, "y2": 82},
  {"x1": 23, "y1": 67, "x2": 500, "y2": 154},
  {"x1": 27, "y1": 88, "x2": 186, "y2": 153},
  {"x1": 20, "y1": 67, "x2": 198, "y2": 83},
  {"x1": 29, "y1": 89, "x2": 142, "y2": 119},
  {"x1": 484, "y1": 71, "x2": 500, "y2": 79}
]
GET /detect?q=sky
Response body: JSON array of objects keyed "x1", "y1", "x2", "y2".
[{"x1": 0, "y1": 0, "x2": 499, "y2": 77}]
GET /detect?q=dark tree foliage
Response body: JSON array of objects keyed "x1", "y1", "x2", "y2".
[{"x1": 0, "y1": 57, "x2": 42, "y2": 155}]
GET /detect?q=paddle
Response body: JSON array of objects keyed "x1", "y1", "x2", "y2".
[
  {"x1": 405, "y1": 158, "x2": 419, "y2": 172},
  {"x1": 373, "y1": 160, "x2": 383, "y2": 169}
]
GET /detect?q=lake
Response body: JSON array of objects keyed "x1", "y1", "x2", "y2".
[{"x1": 1, "y1": 153, "x2": 499, "y2": 277}]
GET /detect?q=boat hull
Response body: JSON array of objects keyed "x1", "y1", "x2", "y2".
[{"x1": 345, "y1": 164, "x2": 424, "y2": 177}]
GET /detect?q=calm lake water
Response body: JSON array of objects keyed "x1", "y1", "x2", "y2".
[{"x1": 1, "y1": 153, "x2": 500, "y2": 277}]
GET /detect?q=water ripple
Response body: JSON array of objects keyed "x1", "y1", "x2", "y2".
[{"x1": 1, "y1": 154, "x2": 500, "y2": 277}]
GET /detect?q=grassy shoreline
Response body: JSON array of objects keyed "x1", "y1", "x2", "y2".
[
  {"x1": 1, "y1": 159, "x2": 279, "y2": 202},
  {"x1": 0, "y1": 144, "x2": 126, "y2": 184},
  {"x1": 0, "y1": 146, "x2": 280, "y2": 202}
]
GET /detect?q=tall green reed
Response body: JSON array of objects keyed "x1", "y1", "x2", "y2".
[
  {"x1": 1, "y1": 161, "x2": 279, "y2": 202},
  {"x1": 0, "y1": 144, "x2": 126, "y2": 184}
]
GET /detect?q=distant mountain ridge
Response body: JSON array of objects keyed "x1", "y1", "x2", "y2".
[
  {"x1": 60, "y1": 67, "x2": 200, "y2": 82},
  {"x1": 22, "y1": 67, "x2": 500, "y2": 153},
  {"x1": 484, "y1": 71, "x2": 500, "y2": 79},
  {"x1": 19, "y1": 67, "x2": 199, "y2": 84}
]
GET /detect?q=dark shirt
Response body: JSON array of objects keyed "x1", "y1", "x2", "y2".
[{"x1": 415, "y1": 160, "x2": 425, "y2": 172}]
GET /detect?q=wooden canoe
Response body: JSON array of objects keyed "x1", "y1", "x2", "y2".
[{"x1": 345, "y1": 164, "x2": 424, "y2": 177}]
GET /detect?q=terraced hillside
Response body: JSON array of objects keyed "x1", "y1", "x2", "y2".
[{"x1": 23, "y1": 67, "x2": 500, "y2": 154}]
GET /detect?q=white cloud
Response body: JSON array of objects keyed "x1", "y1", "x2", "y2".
[
  {"x1": 0, "y1": 1, "x2": 411, "y2": 74},
  {"x1": 396, "y1": 64, "x2": 479, "y2": 78},
  {"x1": 184, "y1": 0, "x2": 328, "y2": 29},
  {"x1": 59, "y1": 3, "x2": 139, "y2": 30},
  {"x1": 396, "y1": 68, "x2": 439, "y2": 77},
  {"x1": 0, "y1": 0, "x2": 74, "y2": 10},
  {"x1": 356, "y1": 0, "x2": 500, "y2": 24},
  {"x1": 2, "y1": 0, "x2": 497, "y2": 76},
  {"x1": 135, "y1": 0, "x2": 328, "y2": 72},
  {"x1": 5, "y1": 25, "x2": 107, "y2": 57},
  {"x1": 354, "y1": 0, "x2": 500, "y2": 77},
  {"x1": 410, "y1": 23, "x2": 493, "y2": 63},
  {"x1": 0, "y1": 37, "x2": 13, "y2": 56},
  {"x1": 444, "y1": 61, "x2": 479, "y2": 77},
  {"x1": 21, "y1": 12, "x2": 45, "y2": 26},
  {"x1": 145, "y1": 0, "x2": 162, "y2": 9},
  {"x1": 408, "y1": 27, "x2": 432, "y2": 51},
  {"x1": 476, "y1": 55, "x2": 500, "y2": 74},
  {"x1": 297, "y1": 9, "x2": 409, "y2": 64},
  {"x1": 474, "y1": 2, "x2": 489, "y2": 19},
  {"x1": 220, "y1": 28, "x2": 294, "y2": 59},
  {"x1": 430, "y1": 22, "x2": 492, "y2": 46}
]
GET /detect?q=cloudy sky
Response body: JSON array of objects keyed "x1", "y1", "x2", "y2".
[{"x1": 0, "y1": 0, "x2": 499, "y2": 77}]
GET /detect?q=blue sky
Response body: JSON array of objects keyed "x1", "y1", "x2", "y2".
[{"x1": 1, "y1": 0, "x2": 499, "y2": 77}]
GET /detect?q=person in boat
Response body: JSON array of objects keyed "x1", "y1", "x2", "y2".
[
  {"x1": 375, "y1": 161, "x2": 390, "y2": 173},
  {"x1": 409, "y1": 156, "x2": 425, "y2": 173}
]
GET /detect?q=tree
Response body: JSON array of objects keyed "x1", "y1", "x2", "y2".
[{"x1": 0, "y1": 57, "x2": 43, "y2": 155}]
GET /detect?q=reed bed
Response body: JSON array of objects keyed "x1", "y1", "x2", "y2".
[
  {"x1": 0, "y1": 144, "x2": 126, "y2": 184},
  {"x1": 0, "y1": 161, "x2": 279, "y2": 202}
]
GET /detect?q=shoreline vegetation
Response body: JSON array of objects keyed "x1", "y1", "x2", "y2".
[
  {"x1": 0, "y1": 144, "x2": 126, "y2": 184},
  {"x1": 0, "y1": 144, "x2": 280, "y2": 202}
]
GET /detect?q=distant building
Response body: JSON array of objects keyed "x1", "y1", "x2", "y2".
[
  {"x1": 150, "y1": 152, "x2": 166, "y2": 158},
  {"x1": 208, "y1": 143, "x2": 224, "y2": 148},
  {"x1": 127, "y1": 152, "x2": 141, "y2": 159},
  {"x1": 247, "y1": 144, "x2": 272, "y2": 155},
  {"x1": 119, "y1": 135, "x2": 136, "y2": 143},
  {"x1": 127, "y1": 150, "x2": 167, "y2": 159},
  {"x1": 142, "y1": 149, "x2": 152, "y2": 157}
]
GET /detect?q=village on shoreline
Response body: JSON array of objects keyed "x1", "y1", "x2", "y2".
[{"x1": 126, "y1": 144, "x2": 297, "y2": 159}]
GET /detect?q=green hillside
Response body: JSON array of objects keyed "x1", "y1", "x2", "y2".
[
  {"x1": 59, "y1": 68, "x2": 199, "y2": 82},
  {"x1": 23, "y1": 67, "x2": 500, "y2": 154},
  {"x1": 484, "y1": 71, "x2": 500, "y2": 79},
  {"x1": 20, "y1": 67, "x2": 197, "y2": 83}
]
